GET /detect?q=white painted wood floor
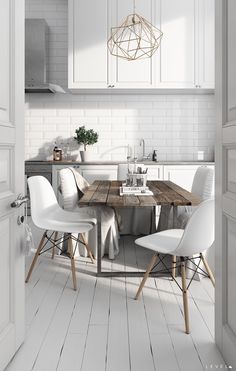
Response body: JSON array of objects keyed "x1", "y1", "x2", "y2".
[{"x1": 6, "y1": 235, "x2": 224, "y2": 371}]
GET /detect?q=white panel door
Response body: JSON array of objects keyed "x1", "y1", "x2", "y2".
[
  {"x1": 198, "y1": 0, "x2": 215, "y2": 88},
  {"x1": 110, "y1": 0, "x2": 155, "y2": 88},
  {"x1": 157, "y1": 0, "x2": 196, "y2": 88},
  {"x1": 0, "y1": 0, "x2": 25, "y2": 370},
  {"x1": 215, "y1": 0, "x2": 236, "y2": 368},
  {"x1": 68, "y1": 0, "x2": 109, "y2": 89}
]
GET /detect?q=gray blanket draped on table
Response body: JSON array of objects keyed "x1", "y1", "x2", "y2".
[{"x1": 69, "y1": 167, "x2": 119, "y2": 260}]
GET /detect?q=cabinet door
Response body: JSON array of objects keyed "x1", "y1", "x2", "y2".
[
  {"x1": 109, "y1": 0, "x2": 155, "y2": 88},
  {"x1": 68, "y1": 0, "x2": 109, "y2": 89},
  {"x1": 198, "y1": 0, "x2": 215, "y2": 88},
  {"x1": 81, "y1": 165, "x2": 117, "y2": 183},
  {"x1": 164, "y1": 165, "x2": 200, "y2": 191},
  {"x1": 157, "y1": 0, "x2": 196, "y2": 88},
  {"x1": 146, "y1": 165, "x2": 163, "y2": 180}
]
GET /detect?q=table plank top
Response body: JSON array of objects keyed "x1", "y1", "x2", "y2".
[{"x1": 79, "y1": 180, "x2": 202, "y2": 208}]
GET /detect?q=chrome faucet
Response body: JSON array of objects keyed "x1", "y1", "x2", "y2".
[
  {"x1": 140, "y1": 139, "x2": 145, "y2": 159},
  {"x1": 139, "y1": 139, "x2": 151, "y2": 161}
]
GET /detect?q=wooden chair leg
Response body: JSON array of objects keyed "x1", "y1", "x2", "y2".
[
  {"x1": 51, "y1": 231, "x2": 58, "y2": 259},
  {"x1": 25, "y1": 231, "x2": 47, "y2": 283},
  {"x1": 135, "y1": 254, "x2": 158, "y2": 300},
  {"x1": 172, "y1": 255, "x2": 177, "y2": 278},
  {"x1": 80, "y1": 233, "x2": 95, "y2": 264},
  {"x1": 200, "y1": 253, "x2": 215, "y2": 287},
  {"x1": 68, "y1": 236, "x2": 77, "y2": 291},
  {"x1": 181, "y1": 258, "x2": 190, "y2": 334}
]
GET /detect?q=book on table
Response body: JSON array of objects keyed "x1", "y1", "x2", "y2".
[{"x1": 120, "y1": 186, "x2": 153, "y2": 196}]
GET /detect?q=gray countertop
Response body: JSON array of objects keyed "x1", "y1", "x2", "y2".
[{"x1": 25, "y1": 160, "x2": 214, "y2": 165}]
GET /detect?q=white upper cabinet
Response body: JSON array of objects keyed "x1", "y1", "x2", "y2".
[
  {"x1": 156, "y1": 0, "x2": 196, "y2": 88},
  {"x1": 68, "y1": 0, "x2": 109, "y2": 89},
  {"x1": 109, "y1": 0, "x2": 155, "y2": 88},
  {"x1": 68, "y1": 0, "x2": 215, "y2": 91},
  {"x1": 197, "y1": 0, "x2": 215, "y2": 88}
]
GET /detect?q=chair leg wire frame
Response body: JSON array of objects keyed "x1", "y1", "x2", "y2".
[
  {"x1": 25, "y1": 230, "x2": 95, "y2": 290},
  {"x1": 135, "y1": 253, "x2": 215, "y2": 334}
]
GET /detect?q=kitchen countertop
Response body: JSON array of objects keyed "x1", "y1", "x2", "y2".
[{"x1": 25, "y1": 160, "x2": 215, "y2": 165}]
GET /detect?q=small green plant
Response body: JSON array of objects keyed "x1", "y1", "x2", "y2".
[{"x1": 74, "y1": 126, "x2": 98, "y2": 151}]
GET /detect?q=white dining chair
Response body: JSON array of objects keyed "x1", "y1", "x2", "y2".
[
  {"x1": 177, "y1": 166, "x2": 214, "y2": 228},
  {"x1": 135, "y1": 199, "x2": 215, "y2": 334},
  {"x1": 26, "y1": 176, "x2": 97, "y2": 290},
  {"x1": 59, "y1": 168, "x2": 119, "y2": 260},
  {"x1": 157, "y1": 166, "x2": 214, "y2": 278},
  {"x1": 117, "y1": 163, "x2": 155, "y2": 235},
  {"x1": 158, "y1": 166, "x2": 214, "y2": 231}
]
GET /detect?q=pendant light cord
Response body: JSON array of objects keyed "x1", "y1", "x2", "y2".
[{"x1": 132, "y1": 0, "x2": 136, "y2": 23}]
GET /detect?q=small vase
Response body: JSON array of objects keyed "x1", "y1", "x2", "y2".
[{"x1": 80, "y1": 150, "x2": 91, "y2": 162}]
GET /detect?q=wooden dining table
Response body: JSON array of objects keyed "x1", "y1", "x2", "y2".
[{"x1": 79, "y1": 180, "x2": 202, "y2": 277}]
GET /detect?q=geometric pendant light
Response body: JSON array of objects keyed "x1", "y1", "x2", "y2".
[{"x1": 107, "y1": 1, "x2": 163, "y2": 61}]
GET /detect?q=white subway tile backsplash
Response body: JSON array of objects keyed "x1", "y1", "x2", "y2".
[
  {"x1": 85, "y1": 109, "x2": 112, "y2": 117},
  {"x1": 44, "y1": 117, "x2": 70, "y2": 124},
  {"x1": 125, "y1": 117, "x2": 150, "y2": 125},
  {"x1": 25, "y1": 0, "x2": 216, "y2": 162}
]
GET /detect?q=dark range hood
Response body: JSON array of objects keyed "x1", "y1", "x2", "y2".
[{"x1": 25, "y1": 19, "x2": 65, "y2": 93}]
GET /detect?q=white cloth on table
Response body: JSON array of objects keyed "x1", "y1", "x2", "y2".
[{"x1": 60, "y1": 167, "x2": 119, "y2": 259}]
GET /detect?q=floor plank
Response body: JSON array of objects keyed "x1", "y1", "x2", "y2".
[
  {"x1": 124, "y1": 238, "x2": 155, "y2": 371},
  {"x1": 57, "y1": 333, "x2": 87, "y2": 371},
  {"x1": 106, "y1": 242, "x2": 130, "y2": 371},
  {"x1": 82, "y1": 325, "x2": 108, "y2": 371},
  {"x1": 31, "y1": 275, "x2": 79, "y2": 371},
  {"x1": 6, "y1": 263, "x2": 70, "y2": 371}
]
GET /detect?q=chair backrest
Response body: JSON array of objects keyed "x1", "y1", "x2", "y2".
[
  {"x1": 59, "y1": 168, "x2": 78, "y2": 211},
  {"x1": 174, "y1": 198, "x2": 215, "y2": 257},
  {"x1": 117, "y1": 163, "x2": 144, "y2": 181},
  {"x1": 28, "y1": 175, "x2": 59, "y2": 227},
  {"x1": 191, "y1": 166, "x2": 214, "y2": 200}
]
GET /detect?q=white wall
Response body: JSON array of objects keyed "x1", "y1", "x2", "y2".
[{"x1": 25, "y1": 0, "x2": 215, "y2": 162}]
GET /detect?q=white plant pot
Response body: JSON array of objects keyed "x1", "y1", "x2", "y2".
[{"x1": 80, "y1": 150, "x2": 92, "y2": 162}]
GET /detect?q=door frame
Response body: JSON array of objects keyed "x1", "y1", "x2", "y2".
[{"x1": 215, "y1": 0, "x2": 236, "y2": 367}]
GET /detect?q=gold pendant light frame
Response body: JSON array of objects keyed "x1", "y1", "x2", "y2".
[{"x1": 107, "y1": 0, "x2": 163, "y2": 61}]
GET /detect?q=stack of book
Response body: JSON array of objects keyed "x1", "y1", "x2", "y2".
[{"x1": 119, "y1": 186, "x2": 153, "y2": 196}]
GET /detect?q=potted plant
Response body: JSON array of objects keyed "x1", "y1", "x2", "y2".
[{"x1": 74, "y1": 126, "x2": 98, "y2": 162}]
